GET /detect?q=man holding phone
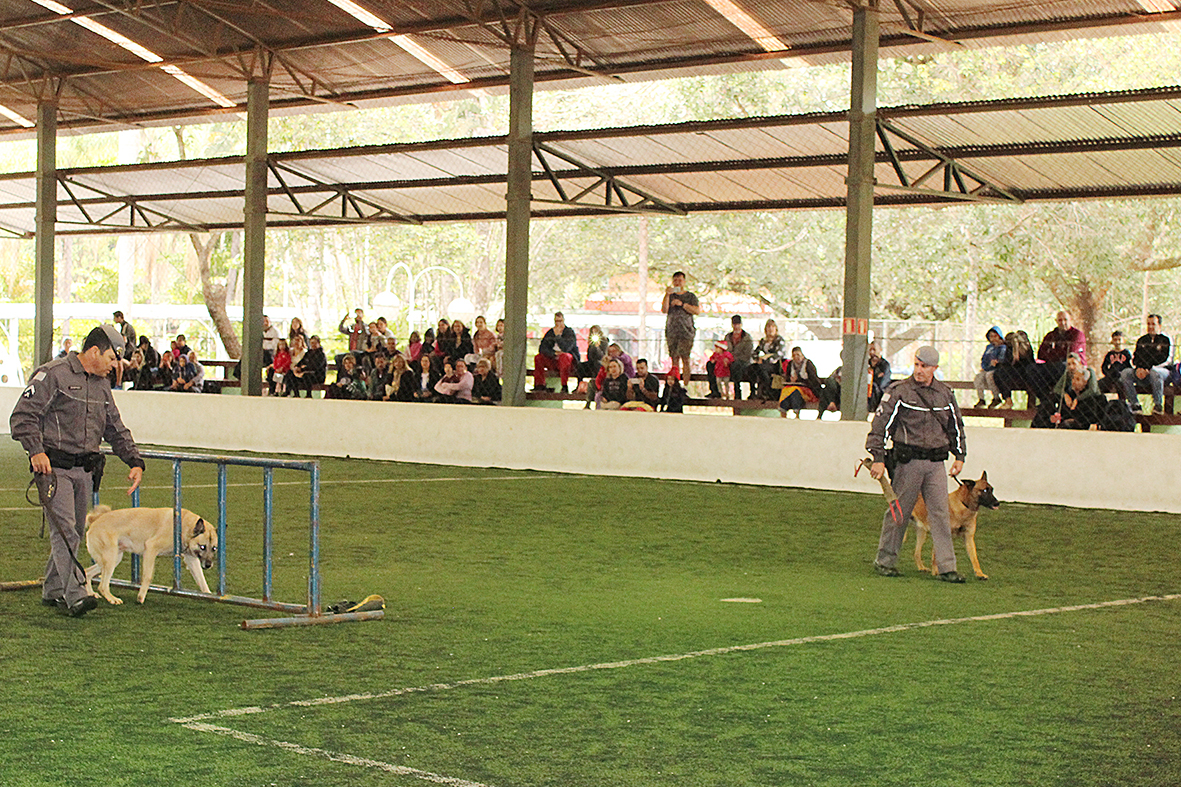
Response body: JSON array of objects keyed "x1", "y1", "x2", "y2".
[
  {"x1": 627, "y1": 358, "x2": 661, "y2": 406},
  {"x1": 661, "y1": 271, "x2": 701, "y2": 382}
]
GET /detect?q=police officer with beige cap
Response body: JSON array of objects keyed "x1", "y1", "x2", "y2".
[
  {"x1": 865, "y1": 345, "x2": 967, "y2": 583},
  {"x1": 11, "y1": 324, "x2": 144, "y2": 616}
]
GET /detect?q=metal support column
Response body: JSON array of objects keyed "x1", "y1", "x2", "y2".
[
  {"x1": 502, "y1": 43, "x2": 535, "y2": 407},
  {"x1": 33, "y1": 100, "x2": 57, "y2": 370},
  {"x1": 241, "y1": 78, "x2": 269, "y2": 396},
  {"x1": 840, "y1": 4, "x2": 879, "y2": 422}
]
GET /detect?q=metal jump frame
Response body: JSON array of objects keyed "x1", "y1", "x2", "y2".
[{"x1": 97, "y1": 449, "x2": 379, "y2": 629}]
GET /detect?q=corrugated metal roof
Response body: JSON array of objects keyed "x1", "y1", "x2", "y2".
[
  {"x1": 0, "y1": 1, "x2": 1174, "y2": 136},
  {"x1": 0, "y1": 84, "x2": 1176, "y2": 234}
]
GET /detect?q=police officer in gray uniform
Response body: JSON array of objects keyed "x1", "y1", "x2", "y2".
[
  {"x1": 866, "y1": 346, "x2": 967, "y2": 583},
  {"x1": 11, "y1": 324, "x2": 145, "y2": 616}
]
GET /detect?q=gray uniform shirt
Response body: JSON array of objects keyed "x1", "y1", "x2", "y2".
[
  {"x1": 10, "y1": 353, "x2": 142, "y2": 467},
  {"x1": 866, "y1": 376, "x2": 966, "y2": 464}
]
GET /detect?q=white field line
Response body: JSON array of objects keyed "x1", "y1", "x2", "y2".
[
  {"x1": 180, "y1": 722, "x2": 494, "y2": 787},
  {"x1": 171, "y1": 592, "x2": 1181, "y2": 726}
]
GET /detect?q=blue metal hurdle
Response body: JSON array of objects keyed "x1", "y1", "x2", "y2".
[{"x1": 95, "y1": 449, "x2": 380, "y2": 629}]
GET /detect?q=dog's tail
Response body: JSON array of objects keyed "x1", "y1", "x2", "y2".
[{"x1": 85, "y1": 504, "x2": 112, "y2": 528}]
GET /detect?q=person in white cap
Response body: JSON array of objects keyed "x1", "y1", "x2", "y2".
[
  {"x1": 10, "y1": 324, "x2": 145, "y2": 617},
  {"x1": 865, "y1": 345, "x2": 967, "y2": 583}
]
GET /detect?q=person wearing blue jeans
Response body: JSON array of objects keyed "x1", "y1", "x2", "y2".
[{"x1": 1119, "y1": 313, "x2": 1172, "y2": 415}]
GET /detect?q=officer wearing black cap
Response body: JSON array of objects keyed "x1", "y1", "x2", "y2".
[
  {"x1": 866, "y1": 345, "x2": 967, "y2": 583},
  {"x1": 10, "y1": 324, "x2": 145, "y2": 616}
]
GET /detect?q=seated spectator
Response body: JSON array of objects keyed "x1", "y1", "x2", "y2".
[
  {"x1": 750, "y1": 319, "x2": 787, "y2": 400},
  {"x1": 290, "y1": 335, "x2": 326, "y2": 398},
  {"x1": 450, "y1": 319, "x2": 476, "y2": 365},
  {"x1": 288, "y1": 316, "x2": 309, "y2": 349},
  {"x1": 388, "y1": 353, "x2": 417, "y2": 402},
  {"x1": 707, "y1": 340, "x2": 734, "y2": 398},
  {"x1": 412, "y1": 352, "x2": 442, "y2": 402},
  {"x1": 420, "y1": 327, "x2": 436, "y2": 359},
  {"x1": 580, "y1": 324, "x2": 608, "y2": 385},
  {"x1": 533, "y1": 312, "x2": 580, "y2": 393},
  {"x1": 472, "y1": 316, "x2": 496, "y2": 360},
  {"x1": 171, "y1": 351, "x2": 203, "y2": 393},
  {"x1": 157, "y1": 350, "x2": 174, "y2": 388},
  {"x1": 1119, "y1": 313, "x2": 1172, "y2": 415},
  {"x1": 597, "y1": 358, "x2": 628, "y2": 410},
  {"x1": 289, "y1": 333, "x2": 307, "y2": 370},
  {"x1": 365, "y1": 320, "x2": 384, "y2": 351},
  {"x1": 493, "y1": 318, "x2": 505, "y2": 374},
  {"x1": 659, "y1": 367, "x2": 687, "y2": 413},
  {"x1": 126, "y1": 350, "x2": 145, "y2": 390},
  {"x1": 708, "y1": 316, "x2": 753, "y2": 399},
  {"x1": 817, "y1": 365, "x2": 842, "y2": 416},
  {"x1": 435, "y1": 358, "x2": 474, "y2": 403},
  {"x1": 270, "y1": 339, "x2": 292, "y2": 396},
  {"x1": 471, "y1": 358, "x2": 502, "y2": 404},
  {"x1": 406, "y1": 330, "x2": 423, "y2": 362},
  {"x1": 973, "y1": 327, "x2": 1008, "y2": 408},
  {"x1": 134, "y1": 336, "x2": 160, "y2": 390},
  {"x1": 1032, "y1": 352, "x2": 1104, "y2": 429},
  {"x1": 175, "y1": 334, "x2": 192, "y2": 358},
  {"x1": 993, "y1": 329, "x2": 1038, "y2": 409},
  {"x1": 591, "y1": 344, "x2": 637, "y2": 408},
  {"x1": 627, "y1": 358, "x2": 661, "y2": 408},
  {"x1": 778, "y1": 346, "x2": 821, "y2": 418},
  {"x1": 1038, "y1": 310, "x2": 1087, "y2": 366},
  {"x1": 56, "y1": 337, "x2": 72, "y2": 358},
  {"x1": 867, "y1": 341, "x2": 892, "y2": 411},
  {"x1": 367, "y1": 353, "x2": 391, "y2": 400},
  {"x1": 375, "y1": 316, "x2": 395, "y2": 341},
  {"x1": 433, "y1": 318, "x2": 454, "y2": 361},
  {"x1": 326, "y1": 353, "x2": 367, "y2": 400},
  {"x1": 1099, "y1": 330, "x2": 1132, "y2": 394}
]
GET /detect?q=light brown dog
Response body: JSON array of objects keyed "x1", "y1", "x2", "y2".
[
  {"x1": 84, "y1": 504, "x2": 218, "y2": 604},
  {"x1": 912, "y1": 471, "x2": 999, "y2": 580}
]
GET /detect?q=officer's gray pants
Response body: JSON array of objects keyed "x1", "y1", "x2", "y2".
[
  {"x1": 876, "y1": 458, "x2": 956, "y2": 572},
  {"x1": 41, "y1": 466, "x2": 93, "y2": 606}
]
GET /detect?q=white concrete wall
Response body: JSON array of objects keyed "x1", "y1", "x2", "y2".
[{"x1": 1, "y1": 387, "x2": 1178, "y2": 513}]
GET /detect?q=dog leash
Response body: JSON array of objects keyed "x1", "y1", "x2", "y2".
[
  {"x1": 26, "y1": 471, "x2": 90, "y2": 586},
  {"x1": 855, "y1": 457, "x2": 904, "y2": 525}
]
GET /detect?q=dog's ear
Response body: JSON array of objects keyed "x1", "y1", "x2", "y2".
[
  {"x1": 961, "y1": 479, "x2": 976, "y2": 490},
  {"x1": 193, "y1": 517, "x2": 205, "y2": 536},
  {"x1": 980, "y1": 470, "x2": 988, "y2": 482}
]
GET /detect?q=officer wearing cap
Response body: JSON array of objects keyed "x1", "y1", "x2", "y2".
[
  {"x1": 10, "y1": 324, "x2": 145, "y2": 616},
  {"x1": 865, "y1": 346, "x2": 967, "y2": 583}
]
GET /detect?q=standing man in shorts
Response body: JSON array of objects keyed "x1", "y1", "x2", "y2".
[{"x1": 661, "y1": 271, "x2": 701, "y2": 381}]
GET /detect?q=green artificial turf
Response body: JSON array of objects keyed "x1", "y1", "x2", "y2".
[{"x1": 0, "y1": 439, "x2": 1177, "y2": 787}]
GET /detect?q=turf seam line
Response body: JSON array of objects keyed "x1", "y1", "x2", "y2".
[
  {"x1": 180, "y1": 722, "x2": 493, "y2": 787},
  {"x1": 0, "y1": 475, "x2": 558, "y2": 494},
  {"x1": 170, "y1": 592, "x2": 1181, "y2": 725}
]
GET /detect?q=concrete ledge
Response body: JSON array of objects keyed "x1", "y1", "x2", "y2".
[{"x1": 0, "y1": 387, "x2": 1177, "y2": 513}]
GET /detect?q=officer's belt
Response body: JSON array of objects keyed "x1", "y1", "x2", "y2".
[
  {"x1": 892, "y1": 443, "x2": 949, "y2": 463},
  {"x1": 45, "y1": 448, "x2": 103, "y2": 472}
]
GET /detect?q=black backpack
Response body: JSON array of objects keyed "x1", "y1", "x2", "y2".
[{"x1": 1100, "y1": 398, "x2": 1137, "y2": 432}]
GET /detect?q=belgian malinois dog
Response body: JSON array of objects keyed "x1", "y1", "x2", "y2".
[{"x1": 912, "y1": 471, "x2": 999, "y2": 580}]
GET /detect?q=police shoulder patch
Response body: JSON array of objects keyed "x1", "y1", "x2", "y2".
[
  {"x1": 32, "y1": 371, "x2": 46, "y2": 381},
  {"x1": 21, "y1": 385, "x2": 34, "y2": 398}
]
